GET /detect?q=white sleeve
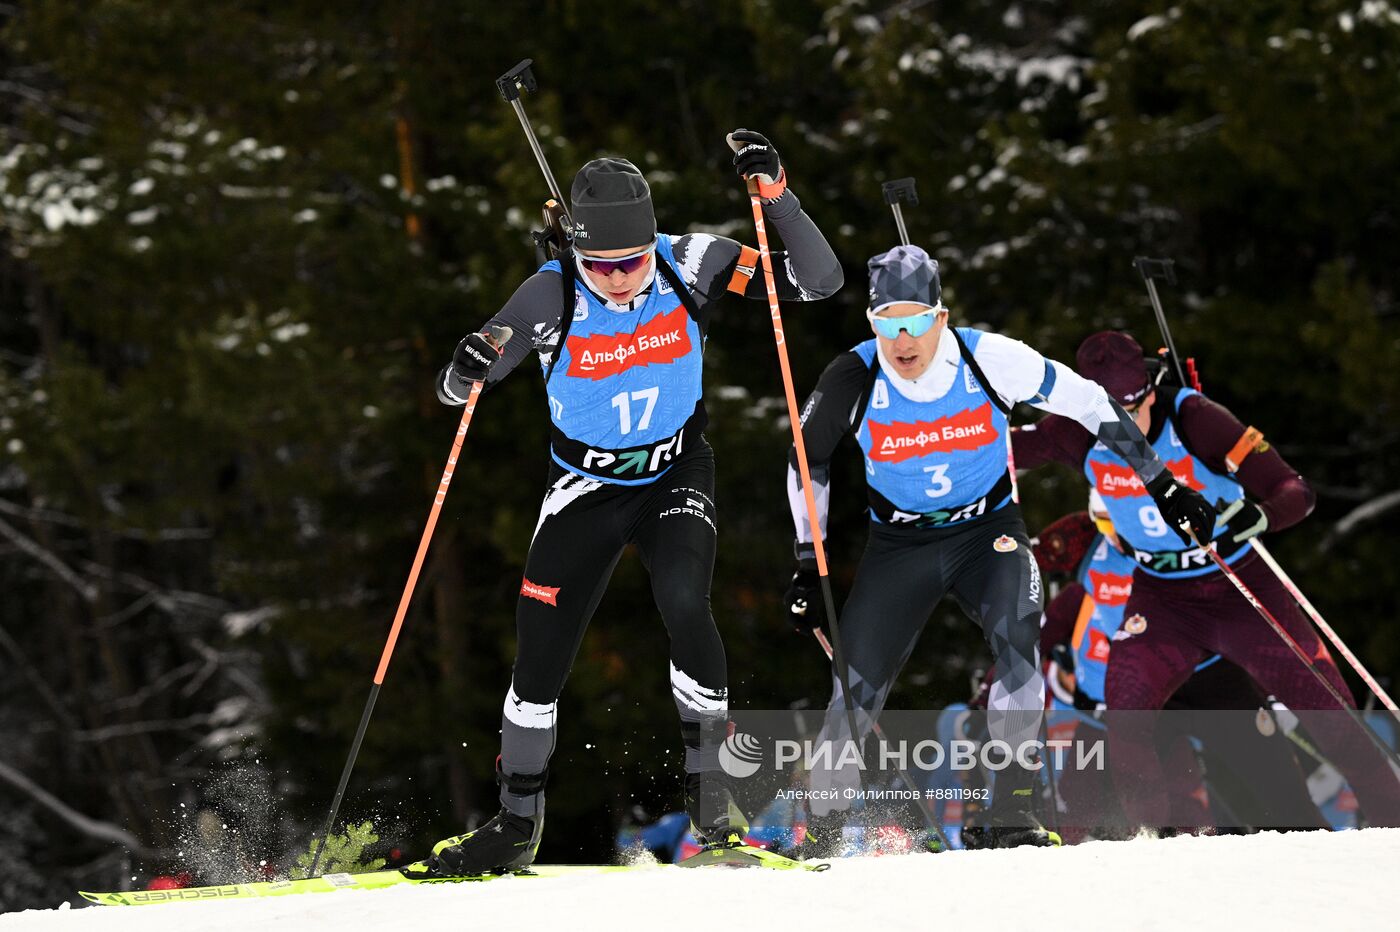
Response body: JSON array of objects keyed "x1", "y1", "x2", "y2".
[
  {"x1": 971, "y1": 332, "x2": 1120, "y2": 432},
  {"x1": 1034, "y1": 361, "x2": 1126, "y2": 434},
  {"x1": 967, "y1": 331, "x2": 1050, "y2": 408},
  {"x1": 971, "y1": 331, "x2": 1165, "y2": 481}
]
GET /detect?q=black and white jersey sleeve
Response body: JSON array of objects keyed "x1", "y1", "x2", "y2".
[
  {"x1": 437, "y1": 189, "x2": 843, "y2": 403},
  {"x1": 968, "y1": 332, "x2": 1166, "y2": 485},
  {"x1": 430, "y1": 269, "x2": 568, "y2": 403},
  {"x1": 672, "y1": 188, "x2": 844, "y2": 330},
  {"x1": 785, "y1": 350, "x2": 871, "y2": 563},
  {"x1": 481, "y1": 272, "x2": 570, "y2": 387}
]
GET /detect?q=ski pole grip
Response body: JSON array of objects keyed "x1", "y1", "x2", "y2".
[
  {"x1": 496, "y1": 59, "x2": 537, "y2": 102},
  {"x1": 485, "y1": 325, "x2": 514, "y2": 351},
  {"x1": 882, "y1": 177, "x2": 918, "y2": 206},
  {"x1": 1133, "y1": 256, "x2": 1176, "y2": 285}
]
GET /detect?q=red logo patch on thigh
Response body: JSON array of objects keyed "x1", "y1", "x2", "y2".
[{"x1": 521, "y1": 578, "x2": 560, "y2": 606}]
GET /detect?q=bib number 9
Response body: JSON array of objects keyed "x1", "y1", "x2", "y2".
[{"x1": 1140, "y1": 504, "x2": 1169, "y2": 538}]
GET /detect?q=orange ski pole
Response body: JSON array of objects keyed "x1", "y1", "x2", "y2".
[
  {"x1": 308, "y1": 325, "x2": 511, "y2": 876},
  {"x1": 744, "y1": 179, "x2": 864, "y2": 750}
]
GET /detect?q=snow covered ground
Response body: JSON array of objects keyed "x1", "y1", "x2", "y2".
[{"x1": 4, "y1": 829, "x2": 1397, "y2": 931}]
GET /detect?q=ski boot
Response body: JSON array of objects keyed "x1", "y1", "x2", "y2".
[
  {"x1": 674, "y1": 773, "x2": 830, "y2": 872},
  {"x1": 680, "y1": 820, "x2": 831, "y2": 872},
  {"x1": 405, "y1": 807, "x2": 543, "y2": 878},
  {"x1": 922, "y1": 828, "x2": 949, "y2": 854},
  {"x1": 678, "y1": 770, "x2": 755, "y2": 866},
  {"x1": 962, "y1": 787, "x2": 1062, "y2": 849},
  {"x1": 682, "y1": 769, "x2": 748, "y2": 843},
  {"x1": 404, "y1": 766, "x2": 546, "y2": 877},
  {"x1": 794, "y1": 808, "x2": 850, "y2": 859},
  {"x1": 680, "y1": 820, "x2": 825, "y2": 871}
]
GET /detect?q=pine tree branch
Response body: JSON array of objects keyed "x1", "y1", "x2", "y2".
[
  {"x1": 71, "y1": 712, "x2": 220, "y2": 743},
  {"x1": 0, "y1": 513, "x2": 97, "y2": 602},
  {"x1": 73, "y1": 557, "x2": 229, "y2": 618},
  {"x1": 106, "y1": 659, "x2": 202, "y2": 712},
  {"x1": 1322, "y1": 489, "x2": 1400, "y2": 552},
  {"x1": 0, "y1": 498, "x2": 212, "y2": 542},
  {"x1": 0, "y1": 621, "x2": 81, "y2": 732},
  {"x1": 0, "y1": 760, "x2": 156, "y2": 854}
]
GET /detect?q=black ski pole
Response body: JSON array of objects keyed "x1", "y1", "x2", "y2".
[
  {"x1": 1182, "y1": 526, "x2": 1400, "y2": 772},
  {"x1": 742, "y1": 178, "x2": 864, "y2": 772},
  {"x1": 881, "y1": 178, "x2": 918, "y2": 247},
  {"x1": 1038, "y1": 716, "x2": 1062, "y2": 837},
  {"x1": 497, "y1": 60, "x2": 568, "y2": 214},
  {"x1": 1138, "y1": 261, "x2": 1400, "y2": 782},
  {"x1": 1132, "y1": 257, "x2": 1190, "y2": 387},
  {"x1": 806, "y1": 175, "x2": 925, "y2": 764},
  {"x1": 1135, "y1": 259, "x2": 1399, "y2": 714},
  {"x1": 886, "y1": 177, "x2": 1022, "y2": 504},
  {"x1": 497, "y1": 60, "x2": 573, "y2": 261}
]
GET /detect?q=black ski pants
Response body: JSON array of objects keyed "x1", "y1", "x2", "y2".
[
  {"x1": 496, "y1": 442, "x2": 727, "y2": 817},
  {"x1": 810, "y1": 506, "x2": 1045, "y2": 815}
]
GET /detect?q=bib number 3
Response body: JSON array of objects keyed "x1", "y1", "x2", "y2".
[{"x1": 923, "y1": 464, "x2": 953, "y2": 499}]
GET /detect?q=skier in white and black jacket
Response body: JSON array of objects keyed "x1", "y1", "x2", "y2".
[{"x1": 784, "y1": 245, "x2": 1213, "y2": 849}]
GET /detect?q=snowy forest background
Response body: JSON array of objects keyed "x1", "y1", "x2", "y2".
[{"x1": 2, "y1": 0, "x2": 1398, "y2": 911}]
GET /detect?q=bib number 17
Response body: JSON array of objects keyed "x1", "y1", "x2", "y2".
[{"x1": 612, "y1": 387, "x2": 659, "y2": 435}]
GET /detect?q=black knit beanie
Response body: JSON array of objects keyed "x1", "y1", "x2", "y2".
[{"x1": 570, "y1": 157, "x2": 656, "y2": 251}]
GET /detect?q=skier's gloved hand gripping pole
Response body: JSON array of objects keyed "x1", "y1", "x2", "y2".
[
  {"x1": 733, "y1": 131, "x2": 863, "y2": 755},
  {"x1": 1135, "y1": 257, "x2": 1399, "y2": 714},
  {"x1": 308, "y1": 326, "x2": 512, "y2": 877}
]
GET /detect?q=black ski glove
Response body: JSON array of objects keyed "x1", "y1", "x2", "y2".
[
  {"x1": 440, "y1": 331, "x2": 503, "y2": 405},
  {"x1": 1144, "y1": 471, "x2": 1215, "y2": 546},
  {"x1": 1216, "y1": 498, "x2": 1268, "y2": 545},
  {"x1": 783, "y1": 563, "x2": 822, "y2": 634},
  {"x1": 727, "y1": 129, "x2": 786, "y2": 199}
]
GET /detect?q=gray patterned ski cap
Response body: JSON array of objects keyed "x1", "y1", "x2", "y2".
[{"x1": 867, "y1": 244, "x2": 943, "y2": 314}]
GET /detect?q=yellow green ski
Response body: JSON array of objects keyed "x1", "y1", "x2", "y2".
[
  {"x1": 80, "y1": 845, "x2": 826, "y2": 907},
  {"x1": 80, "y1": 864, "x2": 642, "y2": 907}
]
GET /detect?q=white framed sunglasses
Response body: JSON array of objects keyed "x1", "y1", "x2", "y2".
[{"x1": 866, "y1": 305, "x2": 945, "y2": 339}]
